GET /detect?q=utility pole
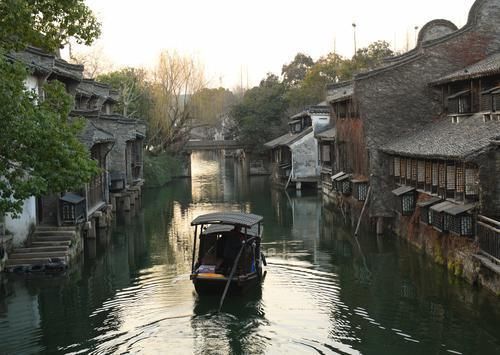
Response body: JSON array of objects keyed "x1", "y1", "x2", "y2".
[{"x1": 352, "y1": 23, "x2": 357, "y2": 56}]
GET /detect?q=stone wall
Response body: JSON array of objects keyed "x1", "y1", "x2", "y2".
[
  {"x1": 354, "y1": 0, "x2": 500, "y2": 218},
  {"x1": 88, "y1": 116, "x2": 146, "y2": 186}
]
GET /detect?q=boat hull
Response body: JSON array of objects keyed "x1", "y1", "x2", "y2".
[{"x1": 192, "y1": 270, "x2": 262, "y2": 295}]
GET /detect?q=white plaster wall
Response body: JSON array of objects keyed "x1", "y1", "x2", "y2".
[
  {"x1": 312, "y1": 114, "x2": 330, "y2": 135},
  {"x1": 24, "y1": 75, "x2": 39, "y2": 97},
  {"x1": 2, "y1": 76, "x2": 40, "y2": 246},
  {"x1": 291, "y1": 131, "x2": 319, "y2": 179},
  {"x1": 5, "y1": 196, "x2": 37, "y2": 246}
]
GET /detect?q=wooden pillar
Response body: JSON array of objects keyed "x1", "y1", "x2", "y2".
[
  {"x1": 87, "y1": 219, "x2": 96, "y2": 239},
  {"x1": 123, "y1": 194, "x2": 131, "y2": 212},
  {"x1": 110, "y1": 194, "x2": 117, "y2": 213},
  {"x1": 376, "y1": 217, "x2": 384, "y2": 235}
]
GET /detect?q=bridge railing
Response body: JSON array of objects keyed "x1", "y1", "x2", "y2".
[{"x1": 477, "y1": 215, "x2": 500, "y2": 260}]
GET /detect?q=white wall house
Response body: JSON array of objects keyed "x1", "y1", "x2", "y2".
[{"x1": 4, "y1": 74, "x2": 40, "y2": 246}]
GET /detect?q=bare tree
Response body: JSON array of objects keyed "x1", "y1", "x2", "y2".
[
  {"x1": 147, "y1": 51, "x2": 206, "y2": 153},
  {"x1": 69, "y1": 44, "x2": 113, "y2": 78}
]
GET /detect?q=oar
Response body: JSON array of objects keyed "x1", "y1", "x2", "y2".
[{"x1": 218, "y1": 236, "x2": 256, "y2": 312}]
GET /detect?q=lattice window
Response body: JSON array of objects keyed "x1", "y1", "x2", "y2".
[
  {"x1": 407, "y1": 159, "x2": 412, "y2": 180},
  {"x1": 465, "y1": 167, "x2": 479, "y2": 195},
  {"x1": 417, "y1": 161, "x2": 425, "y2": 183},
  {"x1": 401, "y1": 158, "x2": 407, "y2": 180},
  {"x1": 411, "y1": 160, "x2": 417, "y2": 181},
  {"x1": 401, "y1": 193, "x2": 415, "y2": 215},
  {"x1": 425, "y1": 161, "x2": 432, "y2": 185},
  {"x1": 438, "y1": 163, "x2": 446, "y2": 188},
  {"x1": 447, "y1": 164, "x2": 456, "y2": 190},
  {"x1": 432, "y1": 162, "x2": 439, "y2": 186},
  {"x1": 394, "y1": 157, "x2": 400, "y2": 177},
  {"x1": 456, "y1": 165, "x2": 464, "y2": 193}
]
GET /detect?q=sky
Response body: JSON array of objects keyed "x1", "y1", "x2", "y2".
[{"x1": 75, "y1": 0, "x2": 476, "y2": 89}]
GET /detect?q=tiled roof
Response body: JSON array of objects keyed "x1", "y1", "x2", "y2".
[
  {"x1": 316, "y1": 127, "x2": 336, "y2": 140},
  {"x1": 326, "y1": 81, "x2": 353, "y2": 103},
  {"x1": 80, "y1": 121, "x2": 115, "y2": 148},
  {"x1": 432, "y1": 52, "x2": 500, "y2": 85},
  {"x1": 191, "y1": 212, "x2": 263, "y2": 228},
  {"x1": 381, "y1": 113, "x2": 500, "y2": 160},
  {"x1": 7, "y1": 46, "x2": 83, "y2": 81},
  {"x1": 290, "y1": 103, "x2": 329, "y2": 119},
  {"x1": 76, "y1": 79, "x2": 117, "y2": 101},
  {"x1": 263, "y1": 127, "x2": 313, "y2": 149}
]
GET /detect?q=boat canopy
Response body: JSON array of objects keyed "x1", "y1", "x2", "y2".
[
  {"x1": 202, "y1": 223, "x2": 262, "y2": 237},
  {"x1": 191, "y1": 212, "x2": 263, "y2": 228}
]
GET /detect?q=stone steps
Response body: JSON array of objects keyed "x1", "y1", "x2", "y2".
[
  {"x1": 9, "y1": 251, "x2": 68, "y2": 260},
  {"x1": 34, "y1": 230, "x2": 76, "y2": 237},
  {"x1": 31, "y1": 240, "x2": 72, "y2": 247},
  {"x1": 36, "y1": 226, "x2": 76, "y2": 231},
  {"x1": 34, "y1": 235, "x2": 74, "y2": 242},
  {"x1": 3, "y1": 226, "x2": 76, "y2": 273},
  {"x1": 13, "y1": 246, "x2": 69, "y2": 254}
]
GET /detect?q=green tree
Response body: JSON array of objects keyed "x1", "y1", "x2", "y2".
[
  {"x1": 281, "y1": 53, "x2": 314, "y2": 88},
  {"x1": 0, "y1": 0, "x2": 101, "y2": 52},
  {"x1": 286, "y1": 53, "x2": 347, "y2": 111},
  {"x1": 345, "y1": 40, "x2": 394, "y2": 76},
  {"x1": 0, "y1": 62, "x2": 98, "y2": 215},
  {"x1": 231, "y1": 74, "x2": 288, "y2": 151},
  {"x1": 0, "y1": 0, "x2": 101, "y2": 215},
  {"x1": 285, "y1": 41, "x2": 394, "y2": 111}
]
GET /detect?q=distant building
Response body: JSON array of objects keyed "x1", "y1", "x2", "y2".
[{"x1": 264, "y1": 104, "x2": 330, "y2": 190}]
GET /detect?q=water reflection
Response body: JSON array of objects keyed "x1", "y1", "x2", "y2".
[{"x1": 0, "y1": 151, "x2": 500, "y2": 354}]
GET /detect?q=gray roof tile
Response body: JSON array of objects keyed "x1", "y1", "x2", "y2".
[
  {"x1": 264, "y1": 127, "x2": 313, "y2": 149},
  {"x1": 326, "y1": 81, "x2": 353, "y2": 103},
  {"x1": 432, "y1": 52, "x2": 500, "y2": 85},
  {"x1": 381, "y1": 113, "x2": 500, "y2": 160}
]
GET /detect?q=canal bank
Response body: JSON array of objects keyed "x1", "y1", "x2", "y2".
[{"x1": 1, "y1": 152, "x2": 500, "y2": 354}]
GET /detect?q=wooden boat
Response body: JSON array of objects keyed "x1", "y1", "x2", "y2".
[{"x1": 189, "y1": 212, "x2": 265, "y2": 295}]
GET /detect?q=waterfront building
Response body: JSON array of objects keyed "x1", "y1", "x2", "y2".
[
  {"x1": 3, "y1": 47, "x2": 84, "y2": 243},
  {"x1": 1, "y1": 48, "x2": 146, "y2": 272},
  {"x1": 264, "y1": 104, "x2": 330, "y2": 190},
  {"x1": 321, "y1": 0, "x2": 500, "y2": 293},
  {"x1": 382, "y1": 53, "x2": 500, "y2": 277}
]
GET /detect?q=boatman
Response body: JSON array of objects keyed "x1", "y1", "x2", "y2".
[{"x1": 222, "y1": 225, "x2": 244, "y2": 274}]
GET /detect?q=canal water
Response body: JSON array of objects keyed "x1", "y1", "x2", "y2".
[{"x1": 1, "y1": 151, "x2": 500, "y2": 354}]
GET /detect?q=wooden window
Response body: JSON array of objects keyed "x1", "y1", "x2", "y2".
[
  {"x1": 494, "y1": 93, "x2": 500, "y2": 111},
  {"x1": 432, "y1": 162, "x2": 439, "y2": 186},
  {"x1": 456, "y1": 165, "x2": 464, "y2": 193},
  {"x1": 417, "y1": 161, "x2": 425, "y2": 183},
  {"x1": 411, "y1": 160, "x2": 417, "y2": 182},
  {"x1": 438, "y1": 163, "x2": 446, "y2": 188},
  {"x1": 446, "y1": 164, "x2": 456, "y2": 190},
  {"x1": 401, "y1": 158, "x2": 407, "y2": 182},
  {"x1": 481, "y1": 93, "x2": 492, "y2": 111},
  {"x1": 406, "y1": 159, "x2": 412, "y2": 180},
  {"x1": 394, "y1": 157, "x2": 400, "y2": 177},
  {"x1": 465, "y1": 166, "x2": 479, "y2": 196},
  {"x1": 425, "y1": 161, "x2": 432, "y2": 187}
]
